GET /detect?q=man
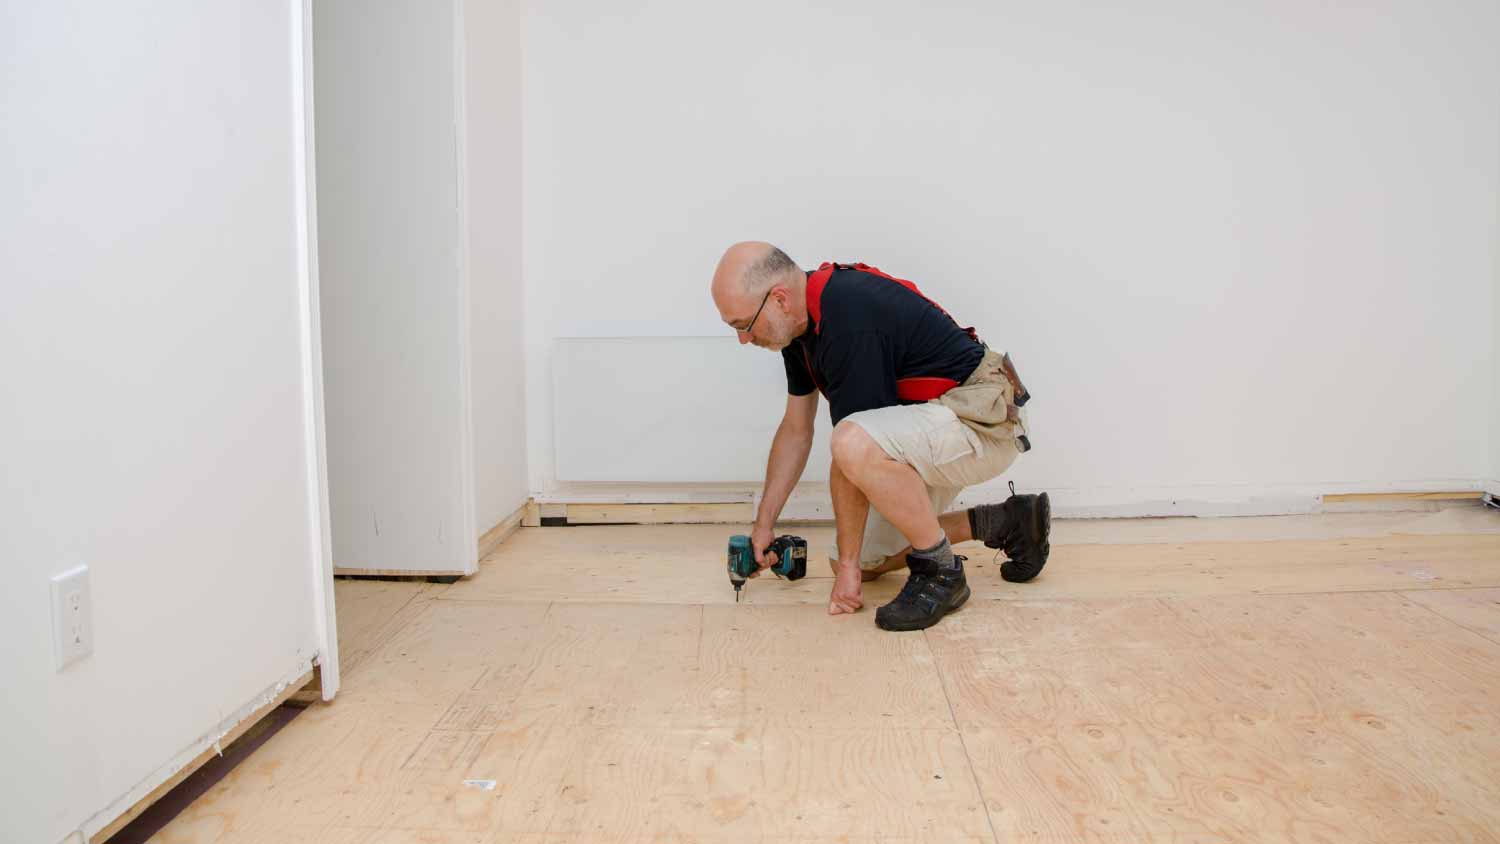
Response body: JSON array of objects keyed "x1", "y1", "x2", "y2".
[{"x1": 710, "y1": 241, "x2": 1052, "y2": 631}]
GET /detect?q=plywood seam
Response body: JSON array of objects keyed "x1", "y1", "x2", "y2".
[
  {"x1": 488, "y1": 600, "x2": 557, "y2": 720},
  {"x1": 695, "y1": 603, "x2": 706, "y2": 671},
  {"x1": 433, "y1": 595, "x2": 559, "y2": 605},
  {"x1": 1402, "y1": 593, "x2": 1500, "y2": 650},
  {"x1": 384, "y1": 586, "x2": 435, "y2": 638},
  {"x1": 340, "y1": 585, "x2": 439, "y2": 679},
  {"x1": 923, "y1": 628, "x2": 1002, "y2": 844}
]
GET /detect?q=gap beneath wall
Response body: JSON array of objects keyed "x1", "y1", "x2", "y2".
[
  {"x1": 92, "y1": 669, "x2": 317, "y2": 843},
  {"x1": 99, "y1": 703, "x2": 307, "y2": 844}
]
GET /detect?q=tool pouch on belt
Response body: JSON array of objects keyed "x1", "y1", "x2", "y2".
[{"x1": 934, "y1": 347, "x2": 1032, "y2": 452}]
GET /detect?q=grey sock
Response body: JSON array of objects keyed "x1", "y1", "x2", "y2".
[
  {"x1": 968, "y1": 502, "x2": 1005, "y2": 543},
  {"x1": 910, "y1": 536, "x2": 958, "y2": 570}
]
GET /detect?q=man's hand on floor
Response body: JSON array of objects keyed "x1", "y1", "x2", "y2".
[{"x1": 829, "y1": 561, "x2": 864, "y2": 615}]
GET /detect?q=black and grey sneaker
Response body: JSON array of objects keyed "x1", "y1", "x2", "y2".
[
  {"x1": 874, "y1": 555, "x2": 971, "y2": 631},
  {"x1": 971, "y1": 482, "x2": 1052, "y2": 583}
]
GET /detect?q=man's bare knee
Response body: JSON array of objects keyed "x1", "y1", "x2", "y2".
[{"x1": 830, "y1": 421, "x2": 883, "y2": 474}]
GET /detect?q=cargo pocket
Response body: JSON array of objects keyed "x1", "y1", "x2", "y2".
[{"x1": 916, "y1": 405, "x2": 986, "y2": 488}]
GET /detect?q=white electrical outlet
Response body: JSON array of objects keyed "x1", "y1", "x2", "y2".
[{"x1": 51, "y1": 565, "x2": 93, "y2": 671}]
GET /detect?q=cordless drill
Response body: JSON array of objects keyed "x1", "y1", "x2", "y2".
[{"x1": 727, "y1": 534, "x2": 807, "y2": 602}]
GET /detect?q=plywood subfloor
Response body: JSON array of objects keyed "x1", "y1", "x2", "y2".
[{"x1": 153, "y1": 507, "x2": 1500, "y2": 843}]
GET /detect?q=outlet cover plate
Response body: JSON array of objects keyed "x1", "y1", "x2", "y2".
[{"x1": 51, "y1": 565, "x2": 92, "y2": 671}]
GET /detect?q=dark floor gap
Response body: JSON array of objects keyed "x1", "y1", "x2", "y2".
[{"x1": 102, "y1": 703, "x2": 305, "y2": 844}]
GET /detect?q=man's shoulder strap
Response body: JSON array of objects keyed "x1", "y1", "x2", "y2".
[
  {"x1": 804, "y1": 261, "x2": 979, "y2": 343},
  {"x1": 805, "y1": 262, "x2": 839, "y2": 332}
]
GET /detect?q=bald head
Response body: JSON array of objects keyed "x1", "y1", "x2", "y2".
[
  {"x1": 712, "y1": 242, "x2": 797, "y2": 299},
  {"x1": 711, "y1": 241, "x2": 808, "y2": 351}
]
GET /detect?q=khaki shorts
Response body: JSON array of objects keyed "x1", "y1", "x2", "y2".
[{"x1": 832, "y1": 401, "x2": 1024, "y2": 569}]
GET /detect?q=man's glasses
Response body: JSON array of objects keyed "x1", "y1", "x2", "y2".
[{"x1": 736, "y1": 287, "x2": 774, "y2": 335}]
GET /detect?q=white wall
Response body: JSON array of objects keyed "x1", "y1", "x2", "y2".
[
  {"x1": 0, "y1": 3, "x2": 329, "y2": 842},
  {"x1": 464, "y1": 0, "x2": 531, "y2": 532},
  {"x1": 524, "y1": 0, "x2": 1500, "y2": 514},
  {"x1": 315, "y1": 0, "x2": 479, "y2": 572}
]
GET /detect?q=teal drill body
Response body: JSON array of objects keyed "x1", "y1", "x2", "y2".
[{"x1": 727, "y1": 534, "x2": 807, "y2": 601}]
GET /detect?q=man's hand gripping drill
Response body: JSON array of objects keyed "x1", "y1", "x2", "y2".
[{"x1": 726, "y1": 529, "x2": 807, "y2": 601}]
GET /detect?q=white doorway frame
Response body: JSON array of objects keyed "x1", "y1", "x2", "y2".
[{"x1": 291, "y1": 0, "x2": 340, "y2": 701}]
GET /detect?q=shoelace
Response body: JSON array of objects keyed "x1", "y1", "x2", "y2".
[
  {"x1": 1005, "y1": 531, "x2": 1028, "y2": 561},
  {"x1": 897, "y1": 554, "x2": 968, "y2": 602},
  {"x1": 893, "y1": 570, "x2": 931, "y2": 605},
  {"x1": 894, "y1": 553, "x2": 964, "y2": 604}
]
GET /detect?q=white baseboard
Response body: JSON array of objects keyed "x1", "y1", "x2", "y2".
[{"x1": 477, "y1": 500, "x2": 528, "y2": 559}]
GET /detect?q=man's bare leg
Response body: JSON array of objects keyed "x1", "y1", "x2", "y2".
[
  {"x1": 828, "y1": 462, "x2": 869, "y2": 614},
  {"x1": 830, "y1": 423, "x2": 945, "y2": 547},
  {"x1": 828, "y1": 510, "x2": 975, "y2": 581},
  {"x1": 825, "y1": 421, "x2": 954, "y2": 613}
]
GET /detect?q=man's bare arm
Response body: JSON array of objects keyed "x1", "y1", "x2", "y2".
[{"x1": 750, "y1": 391, "x2": 818, "y2": 565}]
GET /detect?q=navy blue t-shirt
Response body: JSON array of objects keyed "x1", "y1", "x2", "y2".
[{"x1": 782, "y1": 266, "x2": 984, "y2": 425}]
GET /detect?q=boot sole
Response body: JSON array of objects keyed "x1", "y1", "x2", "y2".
[
  {"x1": 875, "y1": 584, "x2": 971, "y2": 632},
  {"x1": 1023, "y1": 492, "x2": 1052, "y2": 578},
  {"x1": 1036, "y1": 492, "x2": 1051, "y2": 552}
]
